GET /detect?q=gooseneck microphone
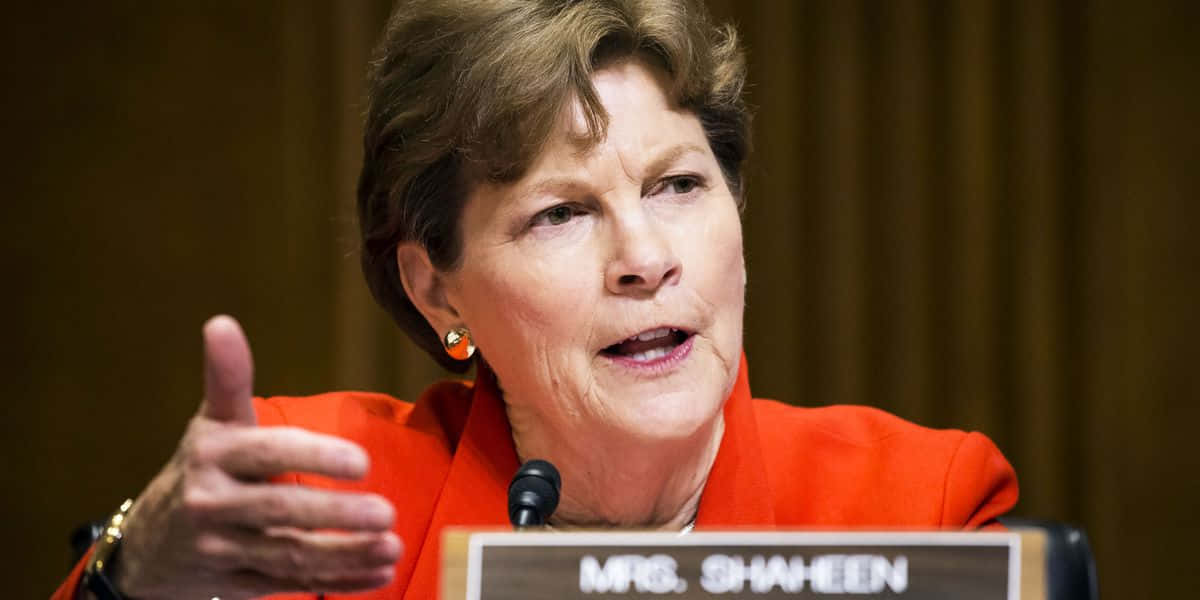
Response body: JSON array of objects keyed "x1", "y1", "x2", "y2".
[{"x1": 507, "y1": 459, "x2": 561, "y2": 529}]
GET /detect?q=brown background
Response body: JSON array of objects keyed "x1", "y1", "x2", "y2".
[{"x1": 2, "y1": 1, "x2": 1196, "y2": 598}]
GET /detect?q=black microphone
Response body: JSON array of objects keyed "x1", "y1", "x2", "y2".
[{"x1": 507, "y1": 459, "x2": 561, "y2": 529}]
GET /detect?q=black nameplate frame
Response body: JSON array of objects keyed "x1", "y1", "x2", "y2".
[{"x1": 443, "y1": 530, "x2": 1039, "y2": 600}]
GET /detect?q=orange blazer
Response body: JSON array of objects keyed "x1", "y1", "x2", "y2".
[{"x1": 55, "y1": 356, "x2": 1017, "y2": 599}]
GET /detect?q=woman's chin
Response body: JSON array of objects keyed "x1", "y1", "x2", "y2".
[
  {"x1": 604, "y1": 389, "x2": 724, "y2": 443},
  {"x1": 587, "y1": 340, "x2": 734, "y2": 442}
]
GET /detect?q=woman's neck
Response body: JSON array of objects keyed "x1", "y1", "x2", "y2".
[{"x1": 507, "y1": 406, "x2": 725, "y2": 530}]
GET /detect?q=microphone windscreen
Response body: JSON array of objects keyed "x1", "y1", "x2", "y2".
[{"x1": 508, "y1": 459, "x2": 562, "y2": 525}]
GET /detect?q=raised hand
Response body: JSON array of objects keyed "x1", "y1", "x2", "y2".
[{"x1": 101, "y1": 316, "x2": 401, "y2": 600}]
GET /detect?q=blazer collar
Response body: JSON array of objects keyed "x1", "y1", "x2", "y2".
[
  {"x1": 404, "y1": 353, "x2": 775, "y2": 597},
  {"x1": 694, "y1": 353, "x2": 778, "y2": 527},
  {"x1": 441, "y1": 353, "x2": 777, "y2": 528}
]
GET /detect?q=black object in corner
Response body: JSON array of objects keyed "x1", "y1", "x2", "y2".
[{"x1": 999, "y1": 517, "x2": 1099, "y2": 600}]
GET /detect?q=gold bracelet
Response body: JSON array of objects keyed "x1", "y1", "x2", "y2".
[{"x1": 82, "y1": 498, "x2": 134, "y2": 600}]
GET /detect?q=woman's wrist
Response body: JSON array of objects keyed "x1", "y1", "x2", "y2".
[
  {"x1": 78, "y1": 541, "x2": 145, "y2": 600},
  {"x1": 80, "y1": 497, "x2": 148, "y2": 600}
]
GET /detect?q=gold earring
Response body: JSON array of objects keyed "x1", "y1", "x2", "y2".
[{"x1": 443, "y1": 327, "x2": 476, "y2": 360}]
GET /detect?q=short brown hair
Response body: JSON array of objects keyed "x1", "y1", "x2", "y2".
[{"x1": 358, "y1": 0, "x2": 750, "y2": 372}]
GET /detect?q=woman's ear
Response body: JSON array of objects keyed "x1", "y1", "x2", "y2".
[{"x1": 395, "y1": 242, "x2": 460, "y2": 336}]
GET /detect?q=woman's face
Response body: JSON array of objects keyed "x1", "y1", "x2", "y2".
[{"x1": 444, "y1": 60, "x2": 745, "y2": 443}]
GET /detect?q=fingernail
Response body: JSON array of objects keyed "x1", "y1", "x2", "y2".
[
  {"x1": 374, "y1": 564, "x2": 395, "y2": 581},
  {"x1": 376, "y1": 532, "x2": 402, "y2": 559},
  {"x1": 366, "y1": 496, "x2": 395, "y2": 527},
  {"x1": 343, "y1": 451, "x2": 367, "y2": 477},
  {"x1": 334, "y1": 445, "x2": 368, "y2": 478}
]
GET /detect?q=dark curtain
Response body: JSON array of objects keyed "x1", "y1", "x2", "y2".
[{"x1": 712, "y1": 2, "x2": 1200, "y2": 599}]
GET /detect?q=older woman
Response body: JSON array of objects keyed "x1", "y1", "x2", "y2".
[{"x1": 57, "y1": 1, "x2": 1017, "y2": 599}]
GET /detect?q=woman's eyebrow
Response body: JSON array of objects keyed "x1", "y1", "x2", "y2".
[
  {"x1": 521, "y1": 143, "x2": 710, "y2": 197},
  {"x1": 522, "y1": 176, "x2": 588, "y2": 199},
  {"x1": 641, "y1": 143, "x2": 709, "y2": 181}
]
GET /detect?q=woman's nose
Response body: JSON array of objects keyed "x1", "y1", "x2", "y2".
[{"x1": 604, "y1": 216, "x2": 682, "y2": 296}]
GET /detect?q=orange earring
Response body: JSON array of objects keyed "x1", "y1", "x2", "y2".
[{"x1": 443, "y1": 327, "x2": 476, "y2": 360}]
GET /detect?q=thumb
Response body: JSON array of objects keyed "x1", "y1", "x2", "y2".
[{"x1": 201, "y1": 315, "x2": 257, "y2": 425}]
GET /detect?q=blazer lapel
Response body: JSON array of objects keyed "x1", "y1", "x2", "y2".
[
  {"x1": 403, "y1": 364, "x2": 516, "y2": 599},
  {"x1": 695, "y1": 353, "x2": 778, "y2": 528}
]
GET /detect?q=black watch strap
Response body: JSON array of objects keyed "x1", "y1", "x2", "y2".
[
  {"x1": 82, "y1": 499, "x2": 134, "y2": 600},
  {"x1": 83, "y1": 565, "x2": 125, "y2": 600}
]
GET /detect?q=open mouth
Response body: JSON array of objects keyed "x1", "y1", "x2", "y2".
[{"x1": 600, "y1": 327, "x2": 692, "y2": 362}]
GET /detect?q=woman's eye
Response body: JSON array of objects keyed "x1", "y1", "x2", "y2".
[
  {"x1": 668, "y1": 176, "x2": 699, "y2": 194},
  {"x1": 653, "y1": 175, "x2": 703, "y2": 196},
  {"x1": 534, "y1": 204, "x2": 577, "y2": 227}
]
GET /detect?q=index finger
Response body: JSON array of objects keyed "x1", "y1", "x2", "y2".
[{"x1": 215, "y1": 426, "x2": 371, "y2": 481}]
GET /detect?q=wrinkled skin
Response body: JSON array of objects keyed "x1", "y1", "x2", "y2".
[{"x1": 401, "y1": 60, "x2": 746, "y2": 527}]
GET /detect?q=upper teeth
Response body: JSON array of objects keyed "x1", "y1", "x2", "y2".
[{"x1": 629, "y1": 327, "x2": 672, "y2": 342}]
